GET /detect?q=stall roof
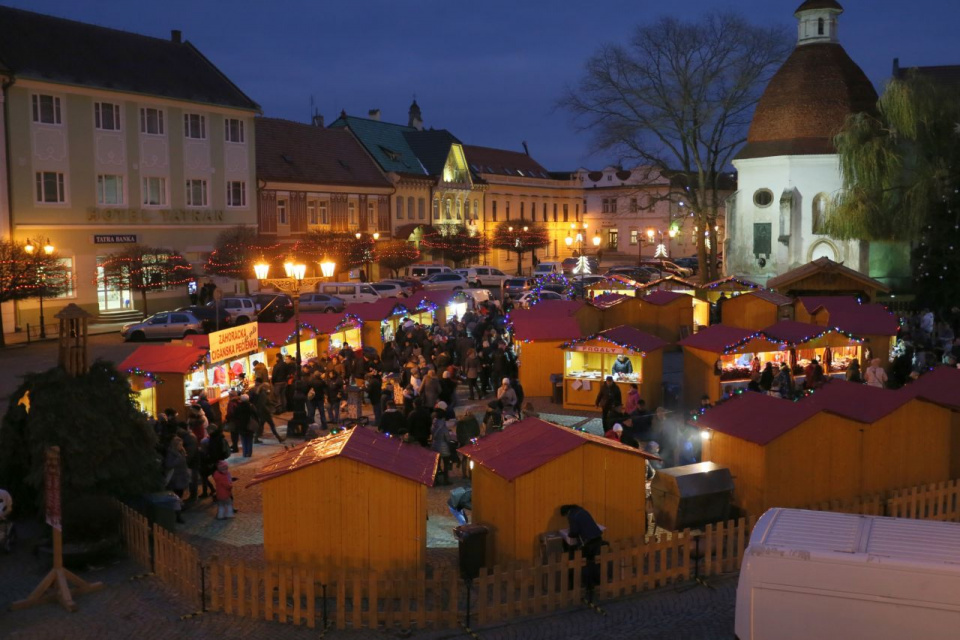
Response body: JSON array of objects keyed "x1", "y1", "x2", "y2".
[
  {"x1": 766, "y1": 257, "x2": 890, "y2": 293},
  {"x1": 510, "y1": 309, "x2": 583, "y2": 342},
  {"x1": 564, "y1": 325, "x2": 669, "y2": 353},
  {"x1": 459, "y1": 417, "x2": 656, "y2": 481},
  {"x1": 798, "y1": 296, "x2": 862, "y2": 314},
  {"x1": 258, "y1": 321, "x2": 299, "y2": 346},
  {"x1": 639, "y1": 275, "x2": 699, "y2": 290},
  {"x1": 701, "y1": 276, "x2": 764, "y2": 291},
  {"x1": 902, "y1": 367, "x2": 960, "y2": 411},
  {"x1": 118, "y1": 345, "x2": 208, "y2": 375},
  {"x1": 760, "y1": 320, "x2": 848, "y2": 344},
  {"x1": 748, "y1": 290, "x2": 795, "y2": 306},
  {"x1": 590, "y1": 293, "x2": 628, "y2": 309},
  {"x1": 691, "y1": 392, "x2": 821, "y2": 445},
  {"x1": 249, "y1": 427, "x2": 439, "y2": 487},
  {"x1": 300, "y1": 312, "x2": 361, "y2": 336},
  {"x1": 805, "y1": 380, "x2": 912, "y2": 423},
  {"x1": 347, "y1": 298, "x2": 412, "y2": 322},
  {"x1": 679, "y1": 324, "x2": 758, "y2": 353},
  {"x1": 641, "y1": 290, "x2": 690, "y2": 306},
  {"x1": 798, "y1": 296, "x2": 899, "y2": 336}
]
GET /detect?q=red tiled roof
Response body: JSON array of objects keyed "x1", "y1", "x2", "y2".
[
  {"x1": 641, "y1": 290, "x2": 688, "y2": 306},
  {"x1": 692, "y1": 392, "x2": 820, "y2": 446},
  {"x1": 118, "y1": 345, "x2": 208, "y2": 375},
  {"x1": 679, "y1": 325, "x2": 758, "y2": 352},
  {"x1": 347, "y1": 299, "x2": 412, "y2": 322},
  {"x1": 902, "y1": 367, "x2": 960, "y2": 411},
  {"x1": 249, "y1": 427, "x2": 438, "y2": 487},
  {"x1": 463, "y1": 144, "x2": 552, "y2": 179},
  {"x1": 510, "y1": 310, "x2": 582, "y2": 342},
  {"x1": 300, "y1": 312, "x2": 362, "y2": 336},
  {"x1": 459, "y1": 418, "x2": 655, "y2": 481}
]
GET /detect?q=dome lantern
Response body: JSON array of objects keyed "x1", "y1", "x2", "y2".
[{"x1": 795, "y1": 0, "x2": 844, "y2": 46}]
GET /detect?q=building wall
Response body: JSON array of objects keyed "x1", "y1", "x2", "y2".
[
  {"x1": 7, "y1": 80, "x2": 257, "y2": 325},
  {"x1": 722, "y1": 297, "x2": 782, "y2": 330}
]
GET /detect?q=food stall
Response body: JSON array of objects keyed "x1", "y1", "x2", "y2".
[
  {"x1": 118, "y1": 345, "x2": 210, "y2": 418},
  {"x1": 794, "y1": 296, "x2": 899, "y2": 370},
  {"x1": 560, "y1": 325, "x2": 667, "y2": 410},
  {"x1": 585, "y1": 275, "x2": 640, "y2": 299},
  {"x1": 299, "y1": 312, "x2": 364, "y2": 355},
  {"x1": 350, "y1": 299, "x2": 417, "y2": 352},
  {"x1": 200, "y1": 323, "x2": 264, "y2": 414},
  {"x1": 698, "y1": 276, "x2": 764, "y2": 304}
]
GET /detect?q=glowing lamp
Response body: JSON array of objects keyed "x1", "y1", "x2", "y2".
[
  {"x1": 320, "y1": 260, "x2": 336, "y2": 278},
  {"x1": 23, "y1": 243, "x2": 35, "y2": 255},
  {"x1": 291, "y1": 263, "x2": 307, "y2": 280},
  {"x1": 469, "y1": 460, "x2": 474, "y2": 470},
  {"x1": 700, "y1": 429, "x2": 712, "y2": 441},
  {"x1": 43, "y1": 244, "x2": 55, "y2": 255},
  {"x1": 283, "y1": 261, "x2": 295, "y2": 278},
  {"x1": 355, "y1": 232, "x2": 362, "y2": 240},
  {"x1": 592, "y1": 234, "x2": 601, "y2": 247},
  {"x1": 646, "y1": 229, "x2": 655, "y2": 241},
  {"x1": 523, "y1": 226, "x2": 528, "y2": 232},
  {"x1": 373, "y1": 232, "x2": 380, "y2": 240},
  {"x1": 668, "y1": 228, "x2": 677, "y2": 238},
  {"x1": 565, "y1": 235, "x2": 574, "y2": 247},
  {"x1": 254, "y1": 262, "x2": 270, "y2": 280}
]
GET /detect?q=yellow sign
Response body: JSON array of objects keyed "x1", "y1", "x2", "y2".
[
  {"x1": 208, "y1": 323, "x2": 259, "y2": 362},
  {"x1": 570, "y1": 344, "x2": 631, "y2": 355}
]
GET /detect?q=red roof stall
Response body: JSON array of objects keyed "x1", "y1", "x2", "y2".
[
  {"x1": 560, "y1": 326, "x2": 668, "y2": 410},
  {"x1": 721, "y1": 289, "x2": 795, "y2": 329},
  {"x1": 699, "y1": 276, "x2": 765, "y2": 304},
  {"x1": 250, "y1": 428, "x2": 438, "y2": 571},
  {"x1": 600, "y1": 290, "x2": 711, "y2": 346},
  {"x1": 679, "y1": 321, "x2": 864, "y2": 405},
  {"x1": 348, "y1": 298, "x2": 432, "y2": 352},
  {"x1": 118, "y1": 345, "x2": 209, "y2": 418},
  {"x1": 460, "y1": 418, "x2": 656, "y2": 564},
  {"x1": 794, "y1": 296, "x2": 899, "y2": 369},
  {"x1": 256, "y1": 312, "x2": 365, "y2": 367},
  {"x1": 510, "y1": 303, "x2": 584, "y2": 397}
]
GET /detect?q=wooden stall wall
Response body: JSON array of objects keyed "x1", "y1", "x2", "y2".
[
  {"x1": 702, "y1": 434, "x2": 767, "y2": 518},
  {"x1": 574, "y1": 305, "x2": 603, "y2": 336},
  {"x1": 640, "y1": 350, "x2": 664, "y2": 408},
  {"x1": 953, "y1": 412, "x2": 960, "y2": 480},
  {"x1": 683, "y1": 347, "x2": 717, "y2": 406},
  {"x1": 581, "y1": 445, "x2": 647, "y2": 541},
  {"x1": 518, "y1": 340, "x2": 564, "y2": 397},
  {"x1": 471, "y1": 466, "x2": 516, "y2": 566},
  {"x1": 513, "y1": 454, "x2": 584, "y2": 563},
  {"x1": 600, "y1": 298, "x2": 641, "y2": 331},
  {"x1": 722, "y1": 297, "x2": 780, "y2": 330},
  {"x1": 155, "y1": 373, "x2": 187, "y2": 416}
]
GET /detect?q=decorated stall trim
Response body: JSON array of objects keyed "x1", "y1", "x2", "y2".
[
  {"x1": 585, "y1": 275, "x2": 641, "y2": 299},
  {"x1": 699, "y1": 275, "x2": 764, "y2": 303},
  {"x1": 795, "y1": 296, "x2": 899, "y2": 367},
  {"x1": 527, "y1": 273, "x2": 576, "y2": 306},
  {"x1": 118, "y1": 345, "x2": 209, "y2": 417}
]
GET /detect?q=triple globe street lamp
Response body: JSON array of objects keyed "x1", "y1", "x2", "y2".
[
  {"x1": 253, "y1": 258, "x2": 336, "y2": 379},
  {"x1": 24, "y1": 239, "x2": 55, "y2": 339}
]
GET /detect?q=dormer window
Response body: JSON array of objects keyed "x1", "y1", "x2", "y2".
[{"x1": 817, "y1": 17, "x2": 824, "y2": 35}]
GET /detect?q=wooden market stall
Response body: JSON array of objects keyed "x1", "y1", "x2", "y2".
[
  {"x1": 596, "y1": 290, "x2": 710, "y2": 345},
  {"x1": 585, "y1": 275, "x2": 640, "y2": 299},
  {"x1": 636, "y1": 275, "x2": 699, "y2": 297},
  {"x1": 300, "y1": 312, "x2": 364, "y2": 355},
  {"x1": 794, "y1": 296, "x2": 899, "y2": 368},
  {"x1": 698, "y1": 276, "x2": 764, "y2": 304},
  {"x1": 349, "y1": 298, "x2": 422, "y2": 353},
  {"x1": 721, "y1": 289, "x2": 794, "y2": 330},
  {"x1": 679, "y1": 321, "x2": 864, "y2": 405},
  {"x1": 118, "y1": 345, "x2": 209, "y2": 418},
  {"x1": 414, "y1": 290, "x2": 472, "y2": 326},
  {"x1": 510, "y1": 304, "x2": 584, "y2": 397},
  {"x1": 459, "y1": 417, "x2": 657, "y2": 565},
  {"x1": 902, "y1": 367, "x2": 960, "y2": 478},
  {"x1": 560, "y1": 325, "x2": 667, "y2": 410},
  {"x1": 696, "y1": 381, "x2": 958, "y2": 517},
  {"x1": 765, "y1": 257, "x2": 890, "y2": 302},
  {"x1": 249, "y1": 427, "x2": 439, "y2": 571},
  {"x1": 183, "y1": 323, "x2": 264, "y2": 415}
]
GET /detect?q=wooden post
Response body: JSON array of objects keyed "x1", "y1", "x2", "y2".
[
  {"x1": 55, "y1": 304, "x2": 92, "y2": 377},
  {"x1": 11, "y1": 447, "x2": 103, "y2": 612}
]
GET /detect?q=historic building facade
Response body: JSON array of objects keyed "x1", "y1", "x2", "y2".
[{"x1": 0, "y1": 6, "x2": 259, "y2": 328}]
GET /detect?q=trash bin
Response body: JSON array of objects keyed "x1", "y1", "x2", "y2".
[
  {"x1": 550, "y1": 374, "x2": 563, "y2": 404},
  {"x1": 345, "y1": 385, "x2": 363, "y2": 420},
  {"x1": 454, "y1": 523, "x2": 489, "y2": 580},
  {"x1": 650, "y1": 462, "x2": 733, "y2": 531},
  {"x1": 140, "y1": 491, "x2": 179, "y2": 531}
]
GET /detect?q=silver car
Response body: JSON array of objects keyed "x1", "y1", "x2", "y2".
[
  {"x1": 422, "y1": 273, "x2": 468, "y2": 291},
  {"x1": 298, "y1": 293, "x2": 346, "y2": 313},
  {"x1": 121, "y1": 311, "x2": 203, "y2": 341},
  {"x1": 503, "y1": 277, "x2": 534, "y2": 296},
  {"x1": 370, "y1": 282, "x2": 405, "y2": 298}
]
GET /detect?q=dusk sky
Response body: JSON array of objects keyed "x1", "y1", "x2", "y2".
[{"x1": 11, "y1": 0, "x2": 956, "y2": 170}]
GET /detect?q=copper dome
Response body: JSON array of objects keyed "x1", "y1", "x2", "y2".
[
  {"x1": 736, "y1": 42, "x2": 877, "y2": 160},
  {"x1": 794, "y1": 0, "x2": 844, "y2": 15}
]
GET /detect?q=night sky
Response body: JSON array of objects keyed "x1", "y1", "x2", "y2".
[{"x1": 10, "y1": 0, "x2": 956, "y2": 170}]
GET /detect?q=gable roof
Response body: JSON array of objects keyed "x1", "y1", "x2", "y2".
[
  {"x1": 346, "y1": 299, "x2": 412, "y2": 322},
  {"x1": 766, "y1": 258, "x2": 890, "y2": 294},
  {"x1": 679, "y1": 324, "x2": 759, "y2": 352},
  {"x1": 403, "y1": 129, "x2": 462, "y2": 177},
  {"x1": 459, "y1": 418, "x2": 655, "y2": 481},
  {"x1": 798, "y1": 295, "x2": 862, "y2": 314},
  {"x1": 329, "y1": 115, "x2": 427, "y2": 175},
  {"x1": 565, "y1": 325, "x2": 668, "y2": 354},
  {"x1": 902, "y1": 367, "x2": 960, "y2": 411},
  {"x1": 462, "y1": 144, "x2": 552, "y2": 179},
  {"x1": 300, "y1": 312, "x2": 363, "y2": 337},
  {"x1": 590, "y1": 293, "x2": 629, "y2": 309},
  {"x1": 804, "y1": 379, "x2": 912, "y2": 423},
  {"x1": 760, "y1": 320, "x2": 846, "y2": 344},
  {"x1": 0, "y1": 6, "x2": 258, "y2": 111},
  {"x1": 701, "y1": 276, "x2": 764, "y2": 292},
  {"x1": 641, "y1": 290, "x2": 690, "y2": 306},
  {"x1": 118, "y1": 345, "x2": 208, "y2": 375},
  {"x1": 249, "y1": 428, "x2": 439, "y2": 487},
  {"x1": 747, "y1": 289, "x2": 795, "y2": 306},
  {"x1": 510, "y1": 308, "x2": 583, "y2": 342},
  {"x1": 693, "y1": 392, "x2": 821, "y2": 446},
  {"x1": 798, "y1": 296, "x2": 899, "y2": 336},
  {"x1": 639, "y1": 275, "x2": 700, "y2": 291},
  {"x1": 255, "y1": 118, "x2": 391, "y2": 188}
]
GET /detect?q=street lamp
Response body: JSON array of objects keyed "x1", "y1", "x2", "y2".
[
  {"x1": 355, "y1": 231, "x2": 379, "y2": 281},
  {"x1": 24, "y1": 239, "x2": 55, "y2": 339},
  {"x1": 254, "y1": 259, "x2": 333, "y2": 378}
]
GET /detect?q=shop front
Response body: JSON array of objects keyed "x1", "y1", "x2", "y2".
[
  {"x1": 202, "y1": 323, "x2": 264, "y2": 412},
  {"x1": 118, "y1": 344, "x2": 210, "y2": 418},
  {"x1": 560, "y1": 325, "x2": 666, "y2": 410},
  {"x1": 300, "y1": 313, "x2": 364, "y2": 355}
]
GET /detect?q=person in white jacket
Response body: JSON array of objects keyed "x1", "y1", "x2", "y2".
[{"x1": 864, "y1": 358, "x2": 888, "y2": 388}]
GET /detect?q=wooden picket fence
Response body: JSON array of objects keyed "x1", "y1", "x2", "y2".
[
  {"x1": 887, "y1": 479, "x2": 960, "y2": 522},
  {"x1": 118, "y1": 502, "x2": 151, "y2": 571},
  {"x1": 153, "y1": 524, "x2": 202, "y2": 607}
]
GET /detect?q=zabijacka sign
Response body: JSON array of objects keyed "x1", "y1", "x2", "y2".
[{"x1": 208, "y1": 323, "x2": 259, "y2": 362}]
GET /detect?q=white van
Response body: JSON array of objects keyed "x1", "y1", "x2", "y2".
[
  {"x1": 402, "y1": 264, "x2": 452, "y2": 279},
  {"x1": 317, "y1": 282, "x2": 380, "y2": 304},
  {"x1": 735, "y1": 508, "x2": 960, "y2": 640},
  {"x1": 533, "y1": 261, "x2": 563, "y2": 276}
]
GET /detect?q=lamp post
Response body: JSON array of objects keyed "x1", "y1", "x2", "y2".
[
  {"x1": 254, "y1": 259, "x2": 333, "y2": 378},
  {"x1": 24, "y1": 240, "x2": 55, "y2": 339},
  {"x1": 355, "y1": 231, "x2": 379, "y2": 281}
]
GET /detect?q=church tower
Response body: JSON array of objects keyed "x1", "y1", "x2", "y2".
[{"x1": 725, "y1": 1, "x2": 879, "y2": 284}]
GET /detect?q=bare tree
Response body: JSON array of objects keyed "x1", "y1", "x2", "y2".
[
  {"x1": 561, "y1": 12, "x2": 790, "y2": 281},
  {"x1": 0, "y1": 239, "x2": 68, "y2": 347},
  {"x1": 98, "y1": 245, "x2": 194, "y2": 316}
]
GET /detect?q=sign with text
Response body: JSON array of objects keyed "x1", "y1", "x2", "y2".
[
  {"x1": 569, "y1": 344, "x2": 631, "y2": 355},
  {"x1": 93, "y1": 234, "x2": 138, "y2": 244},
  {"x1": 44, "y1": 447, "x2": 62, "y2": 531},
  {"x1": 208, "y1": 322, "x2": 259, "y2": 363}
]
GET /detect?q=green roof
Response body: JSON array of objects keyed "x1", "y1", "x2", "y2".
[{"x1": 329, "y1": 115, "x2": 427, "y2": 175}]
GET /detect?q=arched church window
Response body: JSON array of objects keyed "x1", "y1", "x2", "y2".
[
  {"x1": 753, "y1": 189, "x2": 773, "y2": 208},
  {"x1": 444, "y1": 198, "x2": 452, "y2": 219},
  {"x1": 433, "y1": 199, "x2": 440, "y2": 220},
  {"x1": 812, "y1": 193, "x2": 828, "y2": 234},
  {"x1": 817, "y1": 17, "x2": 825, "y2": 35}
]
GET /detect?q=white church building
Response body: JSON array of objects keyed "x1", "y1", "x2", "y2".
[{"x1": 725, "y1": 0, "x2": 907, "y2": 289}]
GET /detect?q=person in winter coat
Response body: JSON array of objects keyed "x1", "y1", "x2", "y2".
[
  {"x1": 464, "y1": 349, "x2": 481, "y2": 400},
  {"x1": 482, "y1": 400, "x2": 503, "y2": 436},
  {"x1": 186, "y1": 405, "x2": 208, "y2": 446},
  {"x1": 421, "y1": 370, "x2": 441, "y2": 409},
  {"x1": 200, "y1": 426, "x2": 230, "y2": 498},
  {"x1": 594, "y1": 377, "x2": 622, "y2": 428},
  {"x1": 407, "y1": 404, "x2": 433, "y2": 447},
  {"x1": 213, "y1": 460, "x2": 235, "y2": 520},
  {"x1": 234, "y1": 394, "x2": 256, "y2": 458},
  {"x1": 759, "y1": 362, "x2": 775, "y2": 392},
  {"x1": 775, "y1": 363, "x2": 794, "y2": 399},
  {"x1": 439, "y1": 370, "x2": 457, "y2": 407},
  {"x1": 224, "y1": 390, "x2": 241, "y2": 452},
  {"x1": 379, "y1": 400, "x2": 406, "y2": 435},
  {"x1": 846, "y1": 359, "x2": 863, "y2": 383},
  {"x1": 326, "y1": 372, "x2": 344, "y2": 424},
  {"x1": 865, "y1": 358, "x2": 888, "y2": 388},
  {"x1": 366, "y1": 370, "x2": 383, "y2": 425},
  {"x1": 431, "y1": 412, "x2": 453, "y2": 485},
  {"x1": 176, "y1": 426, "x2": 201, "y2": 503},
  {"x1": 164, "y1": 437, "x2": 190, "y2": 523},
  {"x1": 253, "y1": 378, "x2": 284, "y2": 442},
  {"x1": 497, "y1": 378, "x2": 517, "y2": 415}
]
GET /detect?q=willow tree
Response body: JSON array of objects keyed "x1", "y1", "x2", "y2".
[
  {"x1": 561, "y1": 12, "x2": 790, "y2": 282},
  {"x1": 824, "y1": 75, "x2": 960, "y2": 309}
]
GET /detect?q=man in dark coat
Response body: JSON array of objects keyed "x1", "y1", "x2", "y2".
[
  {"x1": 595, "y1": 377, "x2": 622, "y2": 429},
  {"x1": 378, "y1": 400, "x2": 406, "y2": 436},
  {"x1": 271, "y1": 354, "x2": 289, "y2": 414},
  {"x1": 406, "y1": 403, "x2": 432, "y2": 447}
]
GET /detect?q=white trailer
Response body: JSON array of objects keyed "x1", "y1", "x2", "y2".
[{"x1": 735, "y1": 508, "x2": 960, "y2": 640}]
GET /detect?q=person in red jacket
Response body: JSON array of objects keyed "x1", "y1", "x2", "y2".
[
  {"x1": 213, "y1": 461, "x2": 235, "y2": 520},
  {"x1": 604, "y1": 423, "x2": 623, "y2": 441}
]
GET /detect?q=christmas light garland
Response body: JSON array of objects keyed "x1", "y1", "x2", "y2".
[
  {"x1": 717, "y1": 325, "x2": 864, "y2": 355},
  {"x1": 527, "y1": 273, "x2": 575, "y2": 306},
  {"x1": 559, "y1": 332, "x2": 652, "y2": 357}
]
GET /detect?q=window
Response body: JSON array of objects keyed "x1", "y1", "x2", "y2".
[
  {"x1": 812, "y1": 194, "x2": 829, "y2": 234},
  {"x1": 32, "y1": 94, "x2": 61, "y2": 124},
  {"x1": 753, "y1": 189, "x2": 774, "y2": 207},
  {"x1": 396, "y1": 196, "x2": 404, "y2": 220},
  {"x1": 139, "y1": 107, "x2": 165, "y2": 135},
  {"x1": 185, "y1": 179, "x2": 208, "y2": 207},
  {"x1": 630, "y1": 198, "x2": 638, "y2": 213},
  {"x1": 563, "y1": 204, "x2": 569, "y2": 222},
  {"x1": 142, "y1": 177, "x2": 167, "y2": 206},
  {"x1": 53, "y1": 257, "x2": 75, "y2": 299},
  {"x1": 224, "y1": 118, "x2": 245, "y2": 143},
  {"x1": 553, "y1": 203, "x2": 558, "y2": 222},
  {"x1": 455, "y1": 199, "x2": 462, "y2": 220},
  {"x1": 630, "y1": 230, "x2": 639, "y2": 245},
  {"x1": 491, "y1": 201, "x2": 498, "y2": 222},
  {"x1": 444, "y1": 198, "x2": 452, "y2": 220},
  {"x1": 35, "y1": 171, "x2": 65, "y2": 203},
  {"x1": 277, "y1": 198, "x2": 288, "y2": 225},
  {"x1": 505, "y1": 201, "x2": 510, "y2": 221},
  {"x1": 348, "y1": 202, "x2": 356, "y2": 225},
  {"x1": 97, "y1": 174, "x2": 124, "y2": 205},
  {"x1": 473, "y1": 199, "x2": 478, "y2": 220},
  {"x1": 319, "y1": 201, "x2": 329, "y2": 225},
  {"x1": 221, "y1": 181, "x2": 244, "y2": 208},
  {"x1": 418, "y1": 198, "x2": 425, "y2": 220},
  {"x1": 607, "y1": 229, "x2": 619, "y2": 250},
  {"x1": 368, "y1": 201, "x2": 377, "y2": 228},
  {"x1": 817, "y1": 17, "x2": 825, "y2": 35},
  {"x1": 184, "y1": 113, "x2": 206, "y2": 139},
  {"x1": 433, "y1": 199, "x2": 440, "y2": 220},
  {"x1": 407, "y1": 197, "x2": 415, "y2": 221},
  {"x1": 94, "y1": 102, "x2": 121, "y2": 131},
  {"x1": 308, "y1": 199, "x2": 318, "y2": 225},
  {"x1": 542, "y1": 202, "x2": 548, "y2": 222},
  {"x1": 576, "y1": 203, "x2": 580, "y2": 221},
  {"x1": 520, "y1": 202, "x2": 525, "y2": 220}
]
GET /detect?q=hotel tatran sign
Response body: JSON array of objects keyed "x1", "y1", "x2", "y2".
[
  {"x1": 86, "y1": 208, "x2": 225, "y2": 224},
  {"x1": 208, "y1": 322, "x2": 259, "y2": 363}
]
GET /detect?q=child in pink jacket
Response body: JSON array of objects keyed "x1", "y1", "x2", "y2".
[{"x1": 213, "y1": 460, "x2": 235, "y2": 520}]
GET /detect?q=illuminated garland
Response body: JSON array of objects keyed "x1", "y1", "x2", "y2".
[
  {"x1": 527, "y1": 273, "x2": 575, "y2": 306},
  {"x1": 716, "y1": 325, "x2": 864, "y2": 355},
  {"x1": 558, "y1": 332, "x2": 651, "y2": 357},
  {"x1": 126, "y1": 367, "x2": 165, "y2": 384},
  {"x1": 97, "y1": 248, "x2": 194, "y2": 290},
  {"x1": 700, "y1": 276, "x2": 763, "y2": 291}
]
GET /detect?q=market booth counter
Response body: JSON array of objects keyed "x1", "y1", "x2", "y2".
[
  {"x1": 459, "y1": 417, "x2": 658, "y2": 565},
  {"x1": 249, "y1": 428, "x2": 439, "y2": 571},
  {"x1": 350, "y1": 299, "x2": 423, "y2": 352},
  {"x1": 119, "y1": 345, "x2": 210, "y2": 417},
  {"x1": 298, "y1": 312, "x2": 364, "y2": 356},
  {"x1": 560, "y1": 325, "x2": 667, "y2": 410},
  {"x1": 585, "y1": 275, "x2": 641, "y2": 300},
  {"x1": 510, "y1": 304, "x2": 584, "y2": 397},
  {"x1": 695, "y1": 380, "x2": 959, "y2": 517}
]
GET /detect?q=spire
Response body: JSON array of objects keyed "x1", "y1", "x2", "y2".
[
  {"x1": 408, "y1": 98, "x2": 423, "y2": 130},
  {"x1": 794, "y1": 0, "x2": 843, "y2": 45}
]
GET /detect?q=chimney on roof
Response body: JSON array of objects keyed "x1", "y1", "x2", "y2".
[
  {"x1": 892, "y1": 57, "x2": 900, "y2": 77},
  {"x1": 408, "y1": 98, "x2": 423, "y2": 131},
  {"x1": 171, "y1": 29, "x2": 182, "y2": 43},
  {"x1": 522, "y1": 141, "x2": 530, "y2": 156},
  {"x1": 312, "y1": 111, "x2": 324, "y2": 128},
  {"x1": 368, "y1": 109, "x2": 381, "y2": 121}
]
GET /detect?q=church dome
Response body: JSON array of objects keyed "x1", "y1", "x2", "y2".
[{"x1": 736, "y1": 2, "x2": 878, "y2": 160}]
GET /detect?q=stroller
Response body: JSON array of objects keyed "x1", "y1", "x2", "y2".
[{"x1": 0, "y1": 489, "x2": 15, "y2": 553}]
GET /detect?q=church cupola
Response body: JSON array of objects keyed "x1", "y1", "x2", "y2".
[
  {"x1": 794, "y1": 0, "x2": 843, "y2": 45},
  {"x1": 408, "y1": 98, "x2": 423, "y2": 130}
]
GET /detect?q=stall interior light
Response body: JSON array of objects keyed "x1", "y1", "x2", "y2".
[
  {"x1": 469, "y1": 460, "x2": 474, "y2": 470},
  {"x1": 700, "y1": 429, "x2": 712, "y2": 441}
]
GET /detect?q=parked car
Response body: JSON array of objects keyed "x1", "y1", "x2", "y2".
[
  {"x1": 454, "y1": 266, "x2": 510, "y2": 287},
  {"x1": 382, "y1": 277, "x2": 422, "y2": 295},
  {"x1": 298, "y1": 293, "x2": 345, "y2": 313},
  {"x1": 569, "y1": 274, "x2": 607, "y2": 287},
  {"x1": 672, "y1": 256, "x2": 699, "y2": 275},
  {"x1": 421, "y1": 272, "x2": 468, "y2": 291},
  {"x1": 517, "y1": 290, "x2": 564, "y2": 307},
  {"x1": 207, "y1": 296, "x2": 258, "y2": 324},
  {"x1": 604, "y1": 266, "x2": 659, "y2": 283},
  {"x1": 533, "y1": 261, "x2": 565, "y2": 276},
  {"x1": 317, "y1": 282, "x2": 381, "y2": 304},
  {"x1": 370, "y1": 282, "x2": 405, "y2": 298},
  {"x1": 252, "y1": 293, "x2": 294, "y2": 323},
  {"x1": 121, "y1": 311, "x2": 203, "y2": 341},
  {"x1": 503, "y1": 277, "x2": 534, "y2": 296},
  {"x1": 640, "y1": 259, "x2": 694, "y2": 278},
  {"x1": 460, "y1": 288, "x2": 492, "y2": 304},
  {"x1": 402, "y1": 264, "x2": 452, "y2": 279},
  {"x1": 176, "y1": 305, "x2": 231, "y2": 334}
]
